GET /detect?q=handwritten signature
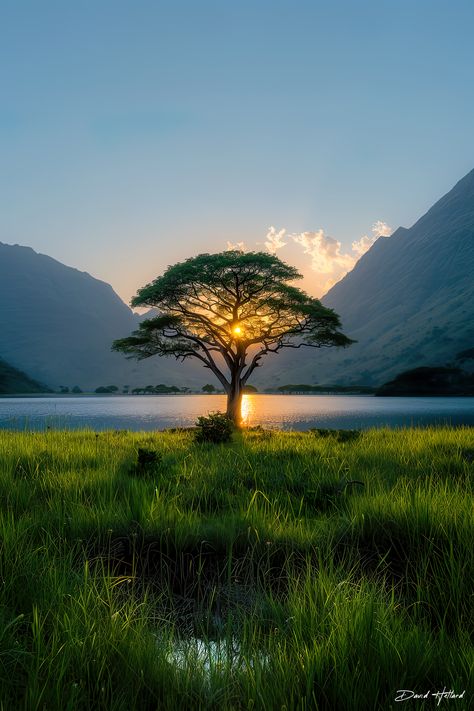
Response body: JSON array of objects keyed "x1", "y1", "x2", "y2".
[{"x1": 395, "y1": 689, "x2": 466, "y2": 705}]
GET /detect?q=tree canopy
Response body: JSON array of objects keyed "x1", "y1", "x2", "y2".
[{"x1": 113, "y1": 251, "x2": 353, "y2": 423}]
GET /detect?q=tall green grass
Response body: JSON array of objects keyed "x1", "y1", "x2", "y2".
[{"x1": 0, "y1": 427, "x2": 472, "y2": 709}]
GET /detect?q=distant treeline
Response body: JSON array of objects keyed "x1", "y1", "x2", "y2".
[
  {"x1": 95, "y1": 384, "x2": 187, "y2": 394},
  {"x1": 130, "y1": 384, "x2": 185, "y2": 394},
  {"x1": 54, "y1": 384, "x2": 188, "y2": 394},
  {"x1": 275, "y1": 384, "x2": 375, "y2": 394}
]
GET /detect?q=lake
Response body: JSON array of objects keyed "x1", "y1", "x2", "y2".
[{"x1": 0, "y1": 394, "x2": 473, "y2": 431}]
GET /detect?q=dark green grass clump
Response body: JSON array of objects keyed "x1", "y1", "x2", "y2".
[
  {"x1": 194, "y1": 412, "x2": 234, "y2": 444},
  {"x1": 0, "y1": 427, "x2": 473, "y2": 710}
]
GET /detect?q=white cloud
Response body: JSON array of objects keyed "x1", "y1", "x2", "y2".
[
  {"x1": 351, "y1": 234, "x2": 376, "y2": 258},
  {"x1": 372, "y1": 220, "x2": 392, "y2": 237},
  {"x1": 292, "y1": 230, "x2": 355, "y2": 294},
  {"x1": 223, "y1": 219, "x2": 393, "y2": 296},
  {"x1": 351, "y1": 220, "x2": 392, "y2": 258},
  {"x1": 264, "y1": 226, "x2": 287, "y2": 254},
  {"x1": 285, "y1": 219, "x2": 393, "y2": 295},
  {"x1": 225, "y1": 240, "x2": 247, "y2": 252}
]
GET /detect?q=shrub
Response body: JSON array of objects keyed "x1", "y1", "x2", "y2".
[
  {"x1": 194, "y1": 412, "x2": 234, "y2": 444},
  {"x1": 129, "y1": 447, "x2": 163, "y2": 476}
]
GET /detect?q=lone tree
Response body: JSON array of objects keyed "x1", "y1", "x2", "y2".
[{"x1": 113, "y1": 251, "x2": 353, "y2": 426}]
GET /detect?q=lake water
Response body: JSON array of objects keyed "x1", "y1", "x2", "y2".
[{"x1": 0, "y1": 394, "x2": 473, "y2": 431}]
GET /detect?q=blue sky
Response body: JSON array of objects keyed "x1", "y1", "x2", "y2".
[{"x1": 1, "y1": 0, "x2": 474, "y2": 302}]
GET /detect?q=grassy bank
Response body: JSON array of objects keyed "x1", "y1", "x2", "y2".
[{"x1": 0, "y1": 427, "x2": 473, "y2": 710}]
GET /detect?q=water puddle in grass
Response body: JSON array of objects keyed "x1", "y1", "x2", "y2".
[{"x1": 160, "y1": 635, "x2": 269, "y2": 674}]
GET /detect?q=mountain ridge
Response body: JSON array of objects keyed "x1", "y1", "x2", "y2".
[
  {"x1": 0, "y1": 242, "x2": 204, "y2": 390},
  {"x1": 257, "y1": 168, "x2": 474, "y2": 386}
]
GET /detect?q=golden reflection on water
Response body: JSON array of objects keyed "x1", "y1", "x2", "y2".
[{"x1": 241, "y1": 394, "x2": 255, "y2": 425}]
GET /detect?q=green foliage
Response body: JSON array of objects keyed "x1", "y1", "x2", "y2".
[
  {"x1": 95, "y1": 385, "x2": 119, "y2": 393},
  {"x1": 131, "y1": 384, "x2": 181, "y2": 394},
  {"x1": 112, "y1": 252, "x2": 353, "y2": 421},
  {"x1": 137, "y1": 447, "x2": 161, "y2": 466},
  {"x1": 202, "y1": 384, "x2": 216, "y2": 393},
  {"x1": 194, "y1": 411, "x2": 234, "y2": 443},
  {"x1": 131, "y1": 250, "x2": 301, "y2": 308},
  {"x1": 1, "y1": 427, "x2": 472, "y2": 709},
  {"x1": 156, "y1": 383, "x2": 180, "y2": 393},
  {"x1": 130, "y1": 447, "x2": 163, "y2": 477},
  {"x1": 113, "y1": 252, "x2": 353, "y2": 360}
]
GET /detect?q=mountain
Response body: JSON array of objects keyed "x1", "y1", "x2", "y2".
[
  {"x1": 256, "y1": 169, "x2": 474, "y2": 387},
  {"x1": 2, "y1": 168, "x2": 473, "y2": 391},
  {"x1": 375, "y1": 367, "x2": 474, "y2": 396},
  {"x1": 0, "y1": 357, "x2": 50, "y2": 394},
  {"x1": 0, "y1": 243, "x2": 204, "y2": 390}
]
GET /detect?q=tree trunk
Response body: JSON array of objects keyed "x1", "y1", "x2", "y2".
[{"x1": 226, "y1": 385, "x2": 243, "y2": 427}]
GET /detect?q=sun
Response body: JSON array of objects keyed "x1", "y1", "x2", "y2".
[{"x1": 232, "y1": 325, "x2": 242, "y2": 336}]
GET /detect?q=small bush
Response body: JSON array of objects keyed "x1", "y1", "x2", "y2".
[
  {"x1": 129, "y1": 447, "x2": 163, "y2": 476},
  {"x1": 137, "y1": 448, "x2": 161, "y2": 467},
  {"x1": 194, "y1": 412, "x2": 234, "y2": 444}
]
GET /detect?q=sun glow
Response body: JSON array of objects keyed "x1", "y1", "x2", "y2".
[
  {"x1": 232, "y1": 326, "x2": 242, "y2": 336},
  {"x1": 240, "y1": 394, "x2": 254, "y2": 425}
]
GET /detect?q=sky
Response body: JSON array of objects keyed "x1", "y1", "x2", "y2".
[{"x1": 1, "y1": 0, "x2": 474, "y2": 304}]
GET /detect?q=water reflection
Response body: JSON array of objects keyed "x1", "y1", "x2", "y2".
[
  {"x1": 163, "y1": 635, "x2": 268, "y2": 675},
  {"x1": 240, "y1": 394, "x2": 254, "y2": 426},
  {"x1": 0, "y1": 394, "x2": 473, "y2": 431}
]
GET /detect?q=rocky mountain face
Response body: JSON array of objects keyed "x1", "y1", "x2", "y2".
[
  {"x1": 256, "y1": 169, "x2": 474, "y2": 387},
  {"x1": 0, "y1": 243, "x2": 203, "y2": 390}
]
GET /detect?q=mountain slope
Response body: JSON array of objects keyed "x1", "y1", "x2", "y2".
[
  {"x1": 0, "y1": 357, "x2": 50, "y2": 394},
  {"x1": 0, "y1": 243, "x2": 204, "y2": 390},
  {"x1": 256, "y1": 169, "x2": 474, "y2": 387}
]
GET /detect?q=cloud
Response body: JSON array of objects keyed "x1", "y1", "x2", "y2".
[
  {"x1": 372, "y1": 220, "x2": 392, "y2": 237},
  {"x1": 264, "y1": 226, "x2": 287, "y2": 254},
  {"x1": 224, "y1": 219, "x2": 393, "y2": 296},
  {"x1": 351, "y1": 234, "x2": 376, "y2": 258},
  {"x1": 351, "y1": 220, "x2": 392, "y2": 257},
  {"x1": 226, "y1": 240, "x2": 247, "y2": 252},
  {"x1": 292, "y1": 230, "x2": 355, "y2": 294},
  {"x1": 290, "y1": 220, "x2": 393, "y2": 295}
]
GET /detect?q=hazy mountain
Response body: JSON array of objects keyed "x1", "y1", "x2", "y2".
[
  {"x1": 0, "y1": 357, "x2": 50, "y2": 394},
  {"x1": 256, "y1": 168, "x2": 474, "y2": 387},
  {"x1": 0, "y1": 243, "x2": 204, "y2": 390}
]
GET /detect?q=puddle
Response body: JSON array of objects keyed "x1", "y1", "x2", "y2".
[{"x1": 160, "y1": 635, "x2": 269, "y2": 674}]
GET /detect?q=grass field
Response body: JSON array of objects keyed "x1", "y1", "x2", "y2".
[{"x1": 0, "y1": 427, "x2": 473, "y2": 710}]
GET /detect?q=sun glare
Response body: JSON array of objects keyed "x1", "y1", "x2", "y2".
[
  {"x1": 241, "y1": 394, "x2": 254, "y2": 425},
  {"x1": 233, "y1": 326, "x2": 242, "y2": 336}
]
